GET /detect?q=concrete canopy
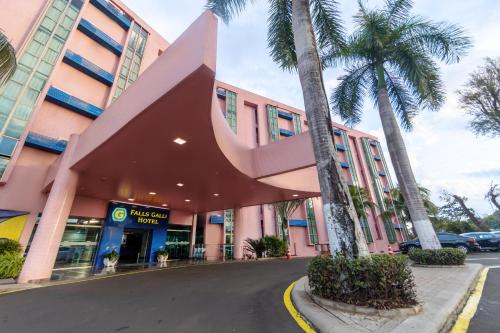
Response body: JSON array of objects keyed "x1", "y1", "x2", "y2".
[{"x1": 44, "y1": 11, "x2": 321, "y2": 213}]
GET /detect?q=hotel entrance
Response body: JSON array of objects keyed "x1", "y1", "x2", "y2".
[{"x1": 119, "y1": 229, "x2": 151, "y2": 264}]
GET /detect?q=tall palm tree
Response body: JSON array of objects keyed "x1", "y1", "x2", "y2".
[
  {"x1": 206, "y1": 0, "x2": 369, "y2": 258},
  {"x1": 0, "y1": 30, "x2": 17, "y2": 85},
  {"x1": 330, "y1": 0, "x2": 471, "y2": 249}
]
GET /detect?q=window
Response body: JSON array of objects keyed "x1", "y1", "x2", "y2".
[{"x1": 0, "y1": 136, "x2": 17, "y2": 157}]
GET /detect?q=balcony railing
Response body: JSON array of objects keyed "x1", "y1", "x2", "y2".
[
  {"x1": 78, "y1": 18, "x2": 123, "y2": 55},
  {"x1": 90, "y1": 0, "x2": 131, "y2": 30},
  {"x1": 279, "y1": 128, "x2": 294, "y2": 137},
  {"x1": 278, "y1": 110, "x2": 293, "y2": 120},
  {"x1": 63, "y1": 50, "x2": 114, "y2": 86},
  {"x1": 46, "y1": 86, "x2": 104, "y2": 119},
  {"x1": 25, "y1": 132, "x2": 67, "y2": 154}
]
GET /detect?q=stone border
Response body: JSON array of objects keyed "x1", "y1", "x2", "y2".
[{"x1": 412, "y1": 264, "x2": 465, "y2": 268}]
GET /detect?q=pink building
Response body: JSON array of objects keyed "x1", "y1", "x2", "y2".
[{"x1": 0, "y1": 0, "x2": 406, "y2": 283}]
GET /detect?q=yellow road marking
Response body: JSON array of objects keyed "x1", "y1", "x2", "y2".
[
  {"x1": 283, "y1": 281, "x2": 316, "y2": 333},
  {"x1": 450, "y1": 267, "x2": 490, "y2": 333}
]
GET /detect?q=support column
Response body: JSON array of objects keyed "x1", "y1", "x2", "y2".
[
  {"x1": 189, "y1": 213, "x2": 197, "y2": 258},
  {"x1": 233, "y1": 208, "x2": 245, "y2": 260},
  {"x1": 18, "y1": 211, "x2": 40, "y2": 250},
  {"x1": 18, "y1": 135, "x2": 80, "y2": 283}
]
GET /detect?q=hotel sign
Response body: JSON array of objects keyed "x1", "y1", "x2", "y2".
[{"x1": 108, "y1": 202, "x2": 170, "y2": 226}]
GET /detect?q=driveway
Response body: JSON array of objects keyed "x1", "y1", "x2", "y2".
[{"x1": 0, "y1": 259, "x2": 310, "y2": 333}]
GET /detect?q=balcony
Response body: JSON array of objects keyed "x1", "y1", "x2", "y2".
[
  {"x1": 25, "y1": 132, "x2": 67, "y2": 154},
  {"x1": 333, "y1": 129, "x2": 342, "y2": 136},
  {"x1": 90, "y1": 0, "x2": 131, "y2": 30},
  {"x1": 216, "y1": 88, "x2": 226, "y2": 99},
  {"x1": 289, "y1": 219, "x2": 307, "y2": 227},
  {"x1": 340, "y1": 161, "x2": 350, "y2": 169},
  {"x1": 374, "y1": 155, "x2": 382, "y2": 161},
  {"x1": 279, "y1": 128, "x2": 294, "y2": 137},
  {"x1": 335, "y1": 144, "x2": 346, "y2": 151},
  {"x1": 78, "y1": 18, "x2": 123, "y2": 56},
  {"x1": 46, "y1": 87, "x2": 104, "y2": 119},
  {"x1": 378, "y1": 171, "x2": 387, "y2": 177},
  {"x1": 63, "y1": 50, "x2": 114, "y2": 86},
  {"x1": 383, "y1": 187, "x2": 390, "y2": 193},
  {"x1": 278, "y1": 110, "x2": 293, "y2": 120},
  {"x1": 370, "y1": 141, "x2": 377, "y2": 147}
]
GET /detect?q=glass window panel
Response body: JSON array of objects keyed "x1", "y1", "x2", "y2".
[
  {"x1": 0, "y1": 136, "x2": 18, "y2": 157},
  {"x1": 129, "y1": 71, "x2": 138, "y2": 81},
  {"x1": 123, "y1": 57, "x2": 131, "y2": 69},
  {"x1": 11, "y1": 66, "x2": 32, "y2": 85},
  {"x1": 41, "y1": 17, "x2": 57, "y2": 32},
  {"x1": 133, "y1": 24, "x2": 141, "y2": 33},
  {"x1": 126, "y1": 49, "x2": 133, "y2": 58},
  {"x1": 0, "y1": 115, "x2": 7, "y2": 129},
  {"x1": 120, "y1": 66, "x2": 129, "y2": 77},
  {"x1": 13, "y1": 104, "x2": 33, "y2": 121},
  {"x1": 20, "y1": 88, "x2": 40, "y2": 107},
  {"x1": 132, "y1": 61, "x2": 140, "y2": 73},
  {"x1": 0, "y1": 97, "x2": 15, "y2": 116},
  {"x1": 43, "y1": 49, "x2": 59, "y2": 64},
  {"x1": 29, "y1": 75, "x2": 47, "y2": 91},
  {"x1": 27, "y1": 40, "x2": 44, "y2": 57},
  {"x1": 37, "y1": 61, "x2": 53, "y2": 77},
  {"x1": 5, "y1": 118, "x2": 27, "y2": 139},
  {"x1": 33, "y1": 30, "x2": 50, "y2": 44},
  {"x1": 113, "y1": 87, "x2": 123, "y2": 98},
  {"x1": 117, "y1": 76, "x2": 126, "y2": 88},
  {"x1": 136, "y1": 36, "x2": 146, "y2": 56},
  {"x1": 54, "y1": 0, "x2": 67, "y2": 11},
  {"x1": 61, "y1": 16, "x2": 74, "y2": 30},
  {"x1": 55, "y1": 25, "x2": 70, "y2": 39},
  {"x1": 20, "y1": 53, "x2": 38, "y2": 68},
  {"x1": 128, "y1": 31, "x2": 138, "y2": 49},
  {"x1": 67, "y1": 6, "x2": 79, "y2": 20},
  {"x1": 3, "y1": 82, "x2": 23, "y2": 100},
  {"x1": 47, "y1": 6, "x2": 62, "y2": 21},
  {"x1": 0, "y1": 156, "x2": 9, "y2": 177},
  {"x1": 49, "y1": 38, "x2": 64, "y2": 53}
]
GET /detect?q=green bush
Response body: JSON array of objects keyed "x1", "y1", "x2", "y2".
[
  {"x1": 244, "y1": 238, "x2": 266, "y2": 258},
  {"x1": 408, "y1": 248, "x2": 466, "y2": 265},
  {"x1": 104, "y1": 249, "x2": 119, "y2": 261},
  {"x1": 308, "y1": 254, "x2": 417, "y2": 309},
  {"x1": 0, "y1": 238, "x2": 22, "y2": 255},
  {"x1": 0, "y1": 251, "x2": 25, "y2": 279},
  {"x1": 263, "y1": 236, "x2": 287, "y2": 257}
]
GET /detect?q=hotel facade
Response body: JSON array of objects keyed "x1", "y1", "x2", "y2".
[{"x1": 0, "y1": 0, "x2": 407, "y2": 282}]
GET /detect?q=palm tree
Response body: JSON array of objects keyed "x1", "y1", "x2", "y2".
[
  {"x1": 0, "y1": 30, "x2": 17, "y2": 85},
  {"x1": 330, "y1": 0, "x2": 471, "y2": 249},
  {"x1": 271, "y1": 199, "x2": 305, "y2": 245},
  {"x1": 349, "y1": 185, "x2": 375, "y2": 242},
  {"x1": 206, "y1": 0, "x2": 369, "y2": 258}
]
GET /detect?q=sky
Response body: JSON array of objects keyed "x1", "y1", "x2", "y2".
[{"x1": 121, "y1": 0, "x2": 500, "y2": 215}]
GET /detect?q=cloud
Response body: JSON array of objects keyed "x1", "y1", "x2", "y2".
[{"x1": 465, "y1": 169, "x2": 500, "y2": 178}]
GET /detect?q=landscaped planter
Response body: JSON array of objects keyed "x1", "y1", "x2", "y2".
[
  {"x1": 157, "y1": 254, "x2": 169, "y2": 263},
  {"x1": 103, "y1": 258, "x2": 118, "y2": 267}
]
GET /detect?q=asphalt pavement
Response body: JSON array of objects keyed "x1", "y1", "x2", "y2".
[
  {"x1": 0, "y1": 259, "x2": 310, "y2": 333},
  {"x1": 466, "y1": 252, "x2": 500, "y2": 333}
]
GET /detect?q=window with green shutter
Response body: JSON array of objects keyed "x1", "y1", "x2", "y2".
[
  {"x1": 305, "y1": 199, "x2": 318, "y2": 245},
  {"x1": 225, "y1": 90, "x2": 237, "y2": 134},
  {"x1": 266, "y1": 105, "x2": 279, "y2": 142}
]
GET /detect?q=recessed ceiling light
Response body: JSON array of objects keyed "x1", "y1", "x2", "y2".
[
  {"x1": 177, "y1": 183, "x2": 184, "y2": 187},
  {"x1": 173, "y1": 137, "x2": 186, "y2": 145},
  {"x1": 128, "y1": 198, "x2": 135, "y2": 201},
  {"x1": 213, "y1": 193, "x2": 219, "y2": 197},
  {"x1": 161, "y1": 203, "x2": 168, "y2": 207},
  {"x1": 292, "y1": 194, "x2": 299, "y2": 197},
  {"x1": 149, "y1": 192, "x2": 157, "y2": 195},
  {"x1": 185, "y1": 199, "x2": 191, "y2": 202}
]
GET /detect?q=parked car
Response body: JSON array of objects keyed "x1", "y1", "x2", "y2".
[
  {"x1": 460, "y1": 232, "x2": 500, "y2": 251},
  {"x1": 399, "y1": 232, "x2": 480, "y2": 254},
  {"x1": 491, "y1": 231, "x2": 500, "y2": 236}
]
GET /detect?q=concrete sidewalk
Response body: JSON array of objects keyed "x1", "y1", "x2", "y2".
[{"x1": 292, "y1": 264, "x2": 482, "y2": 333}]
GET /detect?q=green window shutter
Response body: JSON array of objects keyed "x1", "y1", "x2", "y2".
[
  {"x1": 224, "y1": 209, "x2": 234, "y2": 259},
  {"x1": 360, "y1": 217, "x2": 373, "y2": 243},
  {"x1": 340, "y1": 130, "x2": 359, "y2": 186},
  {"x1": 361, "y1": 138, "x2": 396, "y2": 243},
  {"x1": 225, "y1": 90, "x2": 237, "y2": 134},
  {"x1": 292, "y1": 113, "x2": 302, "y2": 134},
  {"x1": 305, "y1": 199, "x2": 318, "y2": 245},
  {"x1": 0, "y1": 0, "x2": 82, "y2": 177},
  {"x1": 266, "y1": 105, "x2": 279, "y2": 142}
]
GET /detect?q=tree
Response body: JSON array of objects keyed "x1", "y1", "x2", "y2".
[
  {"x1": 457, "y1": 58, "x2": 500, "y2": 137},
  {"x1": 486, "y1": 183, "x2": 500, "y2": 211},
  {"x1": 439, "y1": 191, "x2": 490, "y2": 231},
  {"x1": 206, "y1": 0, "x2": 369, "y2": 258},
  {"x1": 271, "y1": 199, "x2": 305, "y2": 244},
  {"x1": 483, "y1": 211, "x2": 500, "y2": 230},
  {"x1": 348, "y1": 185, "x2": 375, "y2": 219},
  {"x1": 0, "y1": 30, "x2": 17, "y2": 85},
  {"x1": 329, "y1": 0, "x2": 471, "y2": 249}
]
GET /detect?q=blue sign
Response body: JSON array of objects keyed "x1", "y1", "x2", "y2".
[{"x1": 111, "y1": 207, "x2": 127, "y2": 222}]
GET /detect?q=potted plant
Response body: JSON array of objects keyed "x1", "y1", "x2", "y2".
[
  {"x1": 156, "y1": 249, "x2": 169, "y2": 263},
  {"x1": 103, "y1": 250, "x2": 119, "y2": 267}
]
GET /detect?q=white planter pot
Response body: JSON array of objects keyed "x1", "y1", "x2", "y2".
[
  {"x1": 103, "y1": 258, "x2": 118, "y2": 267},
  {"x1": 157, "y1": 255, "x2": 169, "y2": 263}
]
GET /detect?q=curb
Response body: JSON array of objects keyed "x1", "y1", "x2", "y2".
[{"x1": 284, "y1": 281, "x2": 317, "y2": 333}]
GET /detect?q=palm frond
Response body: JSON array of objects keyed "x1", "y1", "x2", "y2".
[
  {"x1": 267, "y1": 0, "x2": 296, "y2": 71},
  {"x1": 383, "y1": 69, "x2": 418, "y2": 130},
  {"x1": 310, "y1": 0, "x2": 345, "y2": 53},
  {"x1": 330, "y1": 63, "x2": 372, "y2": 127},
  {"x1": 399, "y1": 16, "x2": 472, "y2": 64},
  {"x1": 206, "y1": 0, "x2": 252, "y2": 24},
  {"x1": 0, "y1": 31, "x2": 16, "y2": 86},
  {"x1": 384, "y1": 0, "x2": 413, "y2": 23}
]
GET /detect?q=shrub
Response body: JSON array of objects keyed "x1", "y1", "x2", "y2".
[
  {"x1": 0, "y1": 238, "x2": 22, "y2": 255},
  {"x1": 156, "y1": 249, "x2": 169, "y2": 257},
  {"x1": 408, "y1": 248, "x2": 466, "y2": 265},
  {"x1": 244, "y1": 238, "x2": 266, "y2": 258},
  {"x1": 0, "y1": 251, "x2": 25, "y2": 279},
  {"x1": 104, "y1": 250, "x2": 119, "y2": 261},
  {"x1": 263, "y1": 236, "x2": 287, "y2": 257},
  {"x1": 308, "y1": 254, "x2": 417, "y2": 309}
]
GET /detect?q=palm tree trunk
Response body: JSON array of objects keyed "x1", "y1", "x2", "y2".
[
  {"x1": 452, "y1": 195, "x2": 490, "y2": 231},
  {"x1": 375, "y1": 66, "x2": 441, "y2": 249},
  {"x1": 291, "y1": 0, "x2": 369, "y2": 258}
]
